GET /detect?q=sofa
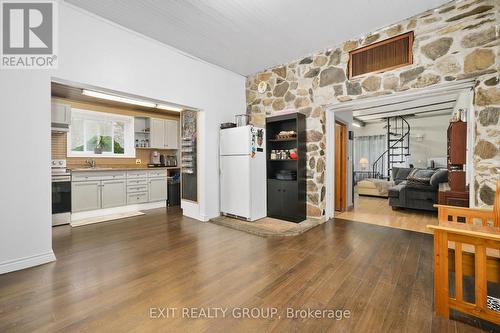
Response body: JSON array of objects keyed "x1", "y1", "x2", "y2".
[
  {"x1": 357, "y1": 179, "x2": 393, "y2": 197},
  {"x1": 388, "y1": 167, "x2": 448, "y2": 212}
]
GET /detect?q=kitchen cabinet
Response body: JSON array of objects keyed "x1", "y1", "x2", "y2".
[
  {"x1": 149, "y1": 118, "x2": 179, "y2": 149},
  {"x1": 72, "y1": 170, "x2": 169, "y2": 213},
  {"x1": 149, "y1": 177, "x2": 168, "y2": 202},
  {"x1": 51, "y1": 102, "x2": 71, "y2": 132},
  {"x1": 150, "y1": 118, "x2": 166, "y2": 149},
  {"x1": 51, "y1": 102, "x2": 71, "y2": 125},
  {"x1": 267, "y1": 180, "x2": 300, "y2": 222},
  {"x1": 72, "y1": 181, "x2": 101, "y2": 212},
  {"x1": 101, "y1": 180, "x2": 126, "y2": 209},
  {"x1": 165, "y1": 119, "x2": 178, "y2": 149}
]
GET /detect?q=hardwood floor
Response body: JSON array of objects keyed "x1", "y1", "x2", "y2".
[
  {"x1": 336, "y1": 194, "x2": 438, "y2": 234},
  {"x1": 0, "y1": 208, "x2": 486, "y2": 332}
]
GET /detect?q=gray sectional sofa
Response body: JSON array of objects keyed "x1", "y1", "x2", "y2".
[{"x1": 388, "y1": 167, "x2": 448, "y2": 212}]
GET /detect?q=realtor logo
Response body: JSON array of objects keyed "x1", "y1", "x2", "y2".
[{"x1": 1, "y1": 0, "x2": 57, "y2": 68}]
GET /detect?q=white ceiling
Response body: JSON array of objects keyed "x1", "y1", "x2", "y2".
[{"x1": 64, "y1": 0, "x2": 450, "y2": 76}]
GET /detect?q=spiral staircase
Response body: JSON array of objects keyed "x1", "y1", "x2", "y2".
[{"x1": 372, "y1": 116, "x2": 411, "y2": 179}]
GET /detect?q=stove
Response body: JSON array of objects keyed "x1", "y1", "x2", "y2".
[
  {"x1": 52, "y1": 159, "x2": 70, "y2": 178},
  {"x1": 51, "y1": 159, "x2": 71, "y2": 226}
]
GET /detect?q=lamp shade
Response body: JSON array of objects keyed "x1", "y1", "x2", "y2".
[{"x1": 359, "y1": 158, "x2": 369, "y2": 170}]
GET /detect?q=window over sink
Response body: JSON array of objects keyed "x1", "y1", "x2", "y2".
[{"x1": 67, "y1": 109, "x2": 135, "y2": 158}]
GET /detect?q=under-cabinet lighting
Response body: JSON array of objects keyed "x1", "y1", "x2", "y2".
[
  {"x1": 156, "y1": 104, "x2": 183, "y2": 112},
  {"x1": 82, "y1": 89, "x2": 157, "y2": 108},
  {"x1": 352, "y1": 122, "x2": 361, "y2": 128}
]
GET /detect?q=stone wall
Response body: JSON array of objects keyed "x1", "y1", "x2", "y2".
[{"x1": 246, "y1": 0, "x2": 499, "y2": 217}]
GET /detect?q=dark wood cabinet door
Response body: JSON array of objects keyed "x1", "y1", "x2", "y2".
[
  {"x1": 267, "y1": 180, "x2": 283, "y2": 218},
  {"x1": 281, "y1": 181, "x2": 298, "y2": 221}
]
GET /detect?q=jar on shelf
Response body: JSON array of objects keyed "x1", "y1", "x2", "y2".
[{"x1": 270, "y1": 150, "x2": 277, "y2": 160}]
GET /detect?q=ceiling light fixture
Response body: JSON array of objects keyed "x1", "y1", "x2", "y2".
[
  {"x1": 82, "y1": 89, "x2": 157, "y2": 108},
  {"x1": 156, "y1": 104, "x2": 183, "y2": 112}
]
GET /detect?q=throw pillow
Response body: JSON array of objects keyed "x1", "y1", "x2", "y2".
[
  {"x1": 430, "y1": 169, "x2": 448, "y2": 187},
  {"x1": 393, "y1": 168, "x2": 413, "y2": 184},
  {"x1": 407, "y1": 168, "x2": 435, "y2": 186}
]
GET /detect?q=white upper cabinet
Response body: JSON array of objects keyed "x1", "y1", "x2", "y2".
[
  {"x1": 51, "y1": 102, "x2": 71, "y2": 131},
  {"x1": 150, "y1": 118, "x2": 178, "y2": 149},
  {"x1": 150, "y1": 118, "x2": 166, "y2": 149},
  {"x1": 165, "y1": 119, "x2": 178, "y2": 149}
]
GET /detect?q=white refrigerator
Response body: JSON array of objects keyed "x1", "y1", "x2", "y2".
[{"x1": 220, "y1": 125, "x2": 266, "y2": 221}]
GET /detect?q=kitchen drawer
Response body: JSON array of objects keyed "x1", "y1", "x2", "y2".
[
  {"x1": 148, "y1": 170, "x2": 168, "y2": 178},
  {"x1": 127, "y1": 184, "x2": 148, "y2": 193},
  {"x1": 72, "y1": 171, "x2": 126, "y2": 182},
  {"x1": 127, "y1": 178, "x2": 148, "y2": 186},
  {"x1": 127, "y1": 192, "x2": 148, "y2": 204},
  {"x1": 127, "y1": 170, "x2": 148, "y2": 179}
]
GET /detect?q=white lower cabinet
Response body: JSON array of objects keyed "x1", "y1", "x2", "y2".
[
  {"x1": 127, "y1": 192, "x2": 148, "y2": 204},
  {"x1": 149, "y1": 177, "x2": 168, "y2": 202},
  {"x1": 101, "y1": 180, "x2": 126, "y2": 209},
  {"x1": 72, "y1": 181, "x2": 102, "y2": 212},
  {"x1": 72, "y1": 170, "x2": 169, "y2": 213}
]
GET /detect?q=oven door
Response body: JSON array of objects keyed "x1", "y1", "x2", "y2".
[{"x1": 52, "y1": 178, "x2": 71, "y2": 225}]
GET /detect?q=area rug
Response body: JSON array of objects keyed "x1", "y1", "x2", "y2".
[
  {"x1": 210, "y1": 216, "x2": 322, "y2": 237},
  {"x1": 71, "y1": 211, "x2": 145, "y2": 227}
]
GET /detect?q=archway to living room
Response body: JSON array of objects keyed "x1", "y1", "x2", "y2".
[{"x1": 326, "y1": 79, "x2": 476, "y2": 233}]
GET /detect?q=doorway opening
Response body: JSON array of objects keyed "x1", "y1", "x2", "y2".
[
  {"x1": 50, "y1": 78, "x2": 197, "y2": 229},
  {"x1": 327, "y1": 80, "x2": 476, "y2": 233}
]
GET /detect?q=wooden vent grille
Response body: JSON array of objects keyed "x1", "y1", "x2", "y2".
[{"x1": 349, "y1": 32, "x2": 413, "y2": 78}]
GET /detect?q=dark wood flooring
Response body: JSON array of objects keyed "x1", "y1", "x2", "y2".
[{"x1": 0, "y1": 208, "x2": 487, "y2": 332}]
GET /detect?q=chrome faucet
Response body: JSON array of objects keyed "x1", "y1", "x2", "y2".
[{"x1": 85, "y1": 159, "x2": 96, "y2": 168}]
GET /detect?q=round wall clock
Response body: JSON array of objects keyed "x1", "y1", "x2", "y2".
[{"x1": 257, "y1": 81, "x2": 267, "y2": 94}]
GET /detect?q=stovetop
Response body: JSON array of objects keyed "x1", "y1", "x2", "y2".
[{"x1": 51, "y1": 159, "x2": 71, "y2": 177}]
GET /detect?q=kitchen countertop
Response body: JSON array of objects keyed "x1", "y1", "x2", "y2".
[{"x1": 70, "y1": 166, "x2": 180, "y2": 172}]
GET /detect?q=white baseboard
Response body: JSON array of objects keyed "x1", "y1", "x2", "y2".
[
  {"x1": 0, "y1": 251, "x2": 56, "y2": 275},
  {"x1": 71, "y1": 201, "x2": 166, "y2": 226}
]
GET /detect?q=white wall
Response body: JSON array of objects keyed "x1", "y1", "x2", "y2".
[
  {"x1": 353, "y1": 114, "x2": 452, "y2": 168},
  {"x1": 0, "y1": 72, "x2": 55, "y2": 273},
  {"x1": 0, "y1": 2, "x2": 245, "y2": 273}
]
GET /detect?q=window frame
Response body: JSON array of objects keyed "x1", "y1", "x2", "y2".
[{"x1": 67, "y1": 108, "x2": 136, "y2": 158}]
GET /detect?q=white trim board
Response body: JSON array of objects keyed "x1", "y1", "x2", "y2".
[
  {"x1": 324, "y1": 80, "x2": 477, "y2": 219},
  {"x1": 0, "y1": 251, "x2": 56, "y2": 275}
]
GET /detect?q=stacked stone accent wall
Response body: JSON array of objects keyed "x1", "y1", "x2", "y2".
[{"x1": 246, "y1": 0, "x2": 499, "y2": 217}]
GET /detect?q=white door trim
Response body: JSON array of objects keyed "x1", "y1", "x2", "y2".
[{"x1": 324, "y1": 79, "x2": 476, "y2": 220}]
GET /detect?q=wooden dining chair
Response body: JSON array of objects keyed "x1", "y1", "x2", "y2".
[{"x1": 434, "y1": 180, "x2": 500, "y2": 227}]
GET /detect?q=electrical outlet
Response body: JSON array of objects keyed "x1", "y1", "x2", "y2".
[{"x1": 136, "y1": 159, "x2": 141, "y2": 164}]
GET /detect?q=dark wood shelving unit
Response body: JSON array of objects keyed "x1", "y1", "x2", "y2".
[
  {"x1": 268, "y1": 137, "x2": 297, "y2": 142},
  {"x1": 439, "y1": 120, "x2": 469, "y2": 207},
  {"x1": 266, "y1": 113, "x2": 306, "y2": 223}
]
